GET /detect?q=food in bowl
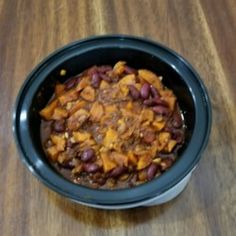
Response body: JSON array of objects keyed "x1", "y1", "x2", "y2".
[{"x1": 40, "y1": 61, "x2": 185, "y2": 189}]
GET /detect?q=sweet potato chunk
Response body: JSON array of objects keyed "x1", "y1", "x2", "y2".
[
  {"x1": 51, "y1": 107, "x2": 68, "y2": 120},
  {"x1": 67, "y1": 109, "x2": 89, "y2": 130},
  {"x1": 128, "y1": 151, "x2": 138, "y2": 165},
  {"x1": 68, "y1": 100, "x2": 86, "y2": 115},
  {"x1": 119, "y1": 74, "x2": 136, "y2": 86},
  {"x1": 50, "y1": 134, "x2": 66, "y2": 151},
  {"x1": 152, "y1": 119, "x2": 166, "y2": 131},
  {"x1": 138, "y1": 69, "x2": 163, "y2": 91},
  {"x1": 100, "y1": 80, "x2": 109, "y2": 89},
  {"x1": 39, "y1": 99, "x2": 58, "y2": 120},
  {"x1": 46, "y1": 146, "x2": 60, "y2": 161},
  {"x1": 80, "y1": 86, "x2": 95, "y2": 102},
  {"x1": 58, "y1": 89, "x2": 78, "y2": 105},
  {"x1": 55, "y1": 83, "x2": 65, "y2": 97},
  {"x1": 111, "y1": 152, "x2": 128, "y2": 167},
  {"x1": 113, "y1": 61, "x2": 126, "y2": 75},
  {"x1": 140, "y1": 109, "x2": 154, "y2": 123},
  {"x1": 90, "y1": 102, "x2": 104, "y2": 122},
  {"x1": 165, "y1": 139, "x2": 177, "y2": 152},
  {"x1": 157, "y1": 132, "x2": 171, "y2": 151},
  {"x1": 73, "y1": 131, "x2": 91, "y2": 142},
  {"x1": 103, "y1": 128, "x2": 118, "y2": 148},
  {"x1": 137, "y1": 155, "x2": 152, "y2": 170},
  {"x1": 101, "y1": 152, "x2": 117, "y2": 173},
  {"x1": 76, "y1": 76, "x2": 90, "y2": 92}
]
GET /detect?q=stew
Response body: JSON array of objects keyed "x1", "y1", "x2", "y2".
[{"x1": 40, "y1": 61, "x2": 185, "y2": 189}]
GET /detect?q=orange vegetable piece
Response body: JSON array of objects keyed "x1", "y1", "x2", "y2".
[
  {"x1": 46, "y1": 146, "x2": 59, "y2": 161},
  {"x1": 39, "y1": 99, "x2": 58, "y2": 120},
  {"x1": 73, "y1": 131, "x2": 91, "y2": 142},
  {"x1": 152, "y1": 119, "x2": 166, "y2": 131},
  {"x1": 55, "y1": 83, "x2": 65, "y2": 97},
  {"x1": 58, "y1": 89, "x2": 78, "y2": 105},
  {"x1": 160, "y1": 89, "x2": 176, "y2": 111},
  {"x1": 138, "y1": 69, "x2": 163, "y2": 91},
  {"x1": 119, "y1": 74, "x2": 136, "y2": 86},
  {"x1": 165, "y1": 139, "x2": 177, "y2": 152},
  {"x1": 101, "y1": 152, "x2": 117, "y2": 173},
  {"x1": 68, "y1": 100, "x2": 86, "y2": 115},
  {"x1": 51, "y1": 107, "x2": 68, "y2": 120},
  {"x1": 67, "y1": 109, "x2": 89, "y2": 130},
  {"x1": 157, "y1": 132, "x2": 171, "y2": 151},
  {"x1": 80, "y1": 86, "x2": 95, "y2": 102},
  {"x1": 76, "y1": 76, "x2": 90, "y2": 92},
  {"x1": 50, "y1": 134, "x2": 66, "y2": 151},
  {"x1": 111, "y1": 152, "x2": 128, "y2": 167},
  {"x1": 137, "y1": 155, "x2": 152, "y2": 170},
  {"x1": 103, "y1": 128, "x2": 118, "y2": 148},
  {"x1": 128, "y1": 151, "x2": 138, "y2": 165},
  {"x1": 90, "y1": 102, "x2": 104, "y2": 122},
  {"x1": 113, "y1": 61, "x2": 126, "y2": 75},
  {"x1": 140, "y1": 109, "x2": 154, "y2": 123},
  {"x1": 100, "y1": 80, "x2": 109, "y2": 89}
]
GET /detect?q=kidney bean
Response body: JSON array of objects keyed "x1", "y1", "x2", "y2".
[
  {"x1": 65, "y1": 78, "x2": 77, "y2": 90},
  {"x1": 91, "y1": 73, "x2": 101, "y2": 88},
  {"x1": 124, "y1": 65, "x2": 137, "y2": 74},
  {"x1": 172, "y1": 129, "x2": 184, "y2": 143},
  {"x1": 83, "y1": 163, "x2": 100, "y2": 173},
  {"x1": 143, "y1": 98, "x2": 156, "y2": 106},
  {"x1": 172, "y1": 111, "x2": 183, "y2": 128},
  {"x1": 81, "y1": 148, "x2": 95, "y2": 162},
  {"x1": 153, "y1": 105, "x2": 169, "y2": 116},
  {"x1": 98, "y1": 65, "x2": 113, "y2": 73},
  {"x1": 150, "y1": 86, "x2": 160, "y2": 98},
  {"x1": 99, "y1": 73, "x2": 112, "y2": 82},
  {"x1": 109, "y1": 166, "x2": 126, "y2": 178},
  {"x1": 143, "y1": 97, "x2": 167, "y2": 106},
  {"x1": 128, "y1": 85, "x2": 140, "y2": 100},
  {"x1": 140, "y1": 82, "x2": 150, "y2": 99},
  {"x1": 142, "y1": 129, "x2": 156, "y2": 144},
  {"x1": 160, "y1": 158, "x2": 173, "y2": 171},
  {"x1": 87, "y1": 66, "x2": 98, "y2": 76},
  {"x1": 147, "y1": 163, "x2": 158, "y2": 180},
  {"x1": 53, "y1": 120, "x2": 65, "y2": 132}
]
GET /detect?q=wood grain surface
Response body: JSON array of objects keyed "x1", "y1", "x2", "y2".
[{"x1": 0, "y1": 0, "x2": 235, "y2": 235}]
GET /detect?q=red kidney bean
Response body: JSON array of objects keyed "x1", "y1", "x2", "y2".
[
  {"x1": 61, "y1": 159, "x2": 76, "y2": 169},
  {"x1": 143, "y1": 98, "x2": 156, "y2": 106},
  {"x1": 65, "y1": 78, "x2": 77, "y2": 90},
  {"x1": 172, "y1": 129, "x2": 184, "y2": 143},
  {"x1": 87, "y1": 66, "x2": 98, "y2": 76},
  {"x1": 53, "y1": 120, "x2": 65, "y2": 132},
  {"x1": 160, "y1": 158, "x2": 173, "y2": 171},
  {"x1": 172, "y1": 111, "x2": 183, "y2": 128},
  {"x1": 91, "y1": 73, "x2": 101, "y2": 88},
  {"x1": 143, "y1": 97, "x2": 167, "y2": 106},
  {"x1": 128, "y1": 85, "x2": 140, "y2": 100},
  {"x1": 109, "y1": 166, "x2": 126, "y2": 178},
  {"x1": 147, "y1": 163, "x2": 158, "y2": 180},
  {"x1": 150, "y1": 86, "x2": 160, "y2": 98},
  {"x1": 124, "y1": 65, "x2": 137, "y2": 74},
  {"x1": 98, "y1": 65, "x2": 113, "y2": 73},
  {"x1": 83, "y1": 163, "x2": 100, "y2": 173},
  {"x1": 140, "y1": 82, "x2": 150, "y2": 99},
  {"x1": 99, "y1": 73, "x2": 112, "y2": 82},
  {"x1": 81, "y1": 148, "x2": 95, "y2": 162},
  {"x1": 153, "y1": 105, "x2": 169, "y2": 116},
  {"x1": 142, "y1": 129, "x2": 156, "y2": 144}
]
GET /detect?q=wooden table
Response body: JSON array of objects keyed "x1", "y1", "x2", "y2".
[{"x1": 1, "y1": 0, "x2": 235, "y2": 235}]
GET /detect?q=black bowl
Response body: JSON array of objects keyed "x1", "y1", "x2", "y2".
[{"x1": 13, "y1": 35, "x2": 211, "y2": 206}]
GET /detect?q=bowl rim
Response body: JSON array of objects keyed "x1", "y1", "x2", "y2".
[{"x1": 12, "y1": 34, "x2": 212, "y2": 205}]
